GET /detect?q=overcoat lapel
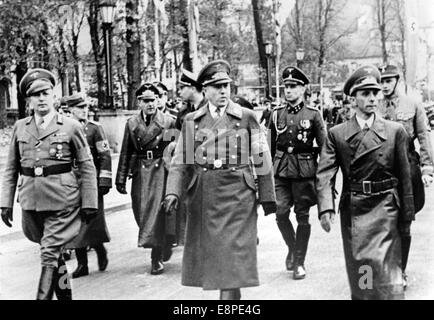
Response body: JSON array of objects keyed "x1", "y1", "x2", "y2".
[
  {"x1": 25, "y1": 116, "x2": 39, "y2": 140},
  {"x1": 353, "y1": 116, "x2": 387, "y2": 163}
]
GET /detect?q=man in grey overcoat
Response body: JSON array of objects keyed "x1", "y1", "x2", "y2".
[{"x1": 162, "y1": 60, "x2": 277, "y2": 300}]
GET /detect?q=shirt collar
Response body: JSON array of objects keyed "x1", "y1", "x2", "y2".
[
  {"x1": 208, "y1": 101, "x2": 227, "y2": 116},
  {"x1": 355, "y1": 113, "x2": 375, "y2": 129},
  {"x1": 35, "y1": 110, "x2": 56, "y2": 126}
]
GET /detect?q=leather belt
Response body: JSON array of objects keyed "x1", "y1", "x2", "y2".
[
  {"x1": 21, "y1": 163, "x2": 72, "y2": 177},
  {"x1": 277, "y1": 146, "x2": 318, "y2": 155},
  {"x1": 350, "y1": 178, "x2": 398, "y2": 194},
  {"x1": 136, "y1": 148, "x2": 164, "y2": 160},
  {"x1": 196, "y1": 162, "x2": 249, "y2": 171}
]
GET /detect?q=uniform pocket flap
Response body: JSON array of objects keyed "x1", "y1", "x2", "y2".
[
  {"x1": 17, "y1": 133, "x2": 31, "y2": 143},
  {"x1": 186, "y1": 173, "x2": 198, "y2": 191},
  {"x1": 60, "y1": 172, "x2": 79, "y2": 187},
  {"x1": 243, "y1": 171, "x2": 257, "y2": 191},
  {"x1": 297, "y1": 153, "x2": 314, "y2": 160},
  {"x1": 50, "y1": 135, "x2": 71, "y2": 144}
]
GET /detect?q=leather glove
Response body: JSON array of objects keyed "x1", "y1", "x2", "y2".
[
  {"x1": 116, "y1": 183, "x2": 127, "y2": 194},
  {"x1": 261, "y1": 202, "x2": 277, "y2": 216},
  {"x1": 398, "y1": 221, "x2": 412, "y2": 237},
  {"x1": 81, "y1": 208, "x2": 98, "y2": 224},
  {"x1": 320, "y1": 210, "x2": 335, "y2": 233},
  {"x1": 422, "y1": 174, "x2": 433, "y2": 188},
  {"x1": 1, "y1": 207, "x2": 13, "y2": 228},
  {"x1": 161, "y1": 195, "x2": 179, "y2": 215},
  {"x1": 99, "y1": 186, "x2": 111, "y2": 196}
]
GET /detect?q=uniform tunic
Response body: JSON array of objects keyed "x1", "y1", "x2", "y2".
[
  {"x1": 269, "y1": 102, "x2": 326, "y2": 216},
  {"x1": 116, "y1": 110, "x2": 176, "y2": 248},
  {"x1": 378, "y1": 93, "x2": 434, "y2": 212},
  {"x1": 0, "y1": 113, "x2": 98, "y2": 266},
  {"x1": 316, "y1": 115, "x2": 414, "y2": 300},
  {"x1": 166, "y1": 101, "x2": 276, "y2": 290},
  {"x1": 66, "y1": 120, "x2": 112, "y2": 249}
]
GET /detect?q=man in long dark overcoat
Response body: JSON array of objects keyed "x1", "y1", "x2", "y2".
[
  {"x1": 316, "y1": 65, "x2": 415, "y2": 300},
  {"x1": 64, "y1": 93, "x2": 112, "y2": 278},
  {"x1": 162, "y1": 60, "x2": 277, "y2": 300},
  {"x1": 116, "y1": 83, "x2": 176, "y2": 275}
]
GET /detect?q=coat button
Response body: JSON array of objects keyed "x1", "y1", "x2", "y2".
[
  {"x1": 142, "y1": 165, "x2": 145, "y2": 168},
  {"x1": 231, "y1": 155, "x2": 236, "y2": 159},
  {"x1": 203, "y1": 168, "x2": 207, "y2": 172},
  {"x1": 231, "y1": 168, "x2": 236, "y2": 172},
  {"x1": 155, "y1": 164, "x2": 159, "y2": 168},
  {"x1": 289, "y1": 130, "x2": 293, "y2": 133},
  {"x1": 156, "y1": 146, "x2": 159, "y2": 149}
]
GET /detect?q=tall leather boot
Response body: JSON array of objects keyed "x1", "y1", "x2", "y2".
[
  {"x1": 276, "y1": 219, "x2": 296, "y2": 271},
  {"x1": 219, "y1": 289, "x2": 241, "y2": 300},
  {"x1": 94, "y1": 243, "x2": 109, "y2": 271},
  {"x1": 401, "y1": 235, "x2": 411, "y2": 290},
  {"x1": 36, "y1": 266, "x2": 56, "y2": 300},
  {"x1": 72, "y1": 247, "x2": 89, "y2": 278},
  {"x1": 150, "y1": 246, "x2": 164, "y2": 275},
  {"x1": 55, "y1": 256, "x2": 72, "y2": 300},
  {"x1": 293, "y1": 224, "x2": 311, "y2": 280}
]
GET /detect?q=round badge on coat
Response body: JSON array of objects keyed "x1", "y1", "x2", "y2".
[
  {"x1": 214, "y1": 159, "x2": 223, "y2": 169},
  {"x1": 57, "y1": 144, "x2": 63, "y2": 150},
  {"x1": 297, "y1": 134, "x2": 303, "y2": 140},
  {"x1": 49, "y1": 148, "x2": 56, "y2": 156},
  {"x1": 287, "y1": 147, "x2": 294, "y2": 154}
]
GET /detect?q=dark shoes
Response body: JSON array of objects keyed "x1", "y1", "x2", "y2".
[
  {"x1": 72, "y1": 264, "x2": 89, "y2": 279},
  {"x1": 150, "y1": 260, "x2": 164, "y2": 275},
  {"x1": 286, "y1": 251, "x2": 294, "y2": 271},
  {"x1": 162, "y1": 246, "x2": 173, "y2": 262},
  {"x1": 293, "y1": 265, "x2": 306, "y2": 280},
  {"x1": 95, "y1": 244, "x2": 109, "y2": 271},
  {"x1": 403, "y1": 272, "x2": 408, "y2": 290}
]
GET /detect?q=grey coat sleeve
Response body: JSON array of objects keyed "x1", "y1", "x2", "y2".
[
  {"x1": 316, "y1": 130, "x2": 339, "y2": 218},
  {"x1": 0, "y1": 124, "x2": 19, "y2": 208}
]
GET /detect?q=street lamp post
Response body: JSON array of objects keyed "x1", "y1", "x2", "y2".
[
  {"x1": 99, "y1": 0, "x2": 116, "y2": 109},
  {"x1": 296, "y1": 47, "x2": 305, "y2": 68},
  {"x1": 264, "y1": 42, "x2": 273, "y2": 99}
]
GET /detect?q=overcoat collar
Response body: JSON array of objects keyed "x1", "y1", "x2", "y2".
[
  {"x1": 193, "y1": 100, "x2": 243, "y2": 121},
  {"x1": 130, "y1": 109, "x2": 165, "y2": 146},
  {"x1": 347, "y1": 114, "x2": 387, "y2": 162}
]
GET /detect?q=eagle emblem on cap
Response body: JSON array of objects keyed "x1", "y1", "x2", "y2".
[
  {"x1": 215, "y1": 63, "x2": 226, "y2": 73},
  {"x1": 363, "y1": 68, "x2": 373, "y2": 74},
  {"x1": 30, "y1": 72, "x2": 39, "y2": 79}
]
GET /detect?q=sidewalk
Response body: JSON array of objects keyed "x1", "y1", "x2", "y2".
[{"x1": 0, "y1": 154, "x2": 132, "y2": 239}]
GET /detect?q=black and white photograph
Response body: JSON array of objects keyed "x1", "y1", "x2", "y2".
[{"x1": 1, "y1": 0, "x2": 434, "y2": 304}]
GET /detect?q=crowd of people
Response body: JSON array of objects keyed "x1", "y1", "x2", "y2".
[{"x1": 1, "y1": 59, "x2": 433, "y2": 301}]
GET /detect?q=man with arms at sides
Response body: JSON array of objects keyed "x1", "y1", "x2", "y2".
[{"x1": 316, "y1": 65, "x2": 414, "y2": 300}]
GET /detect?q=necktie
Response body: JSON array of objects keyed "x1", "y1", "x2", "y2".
[
  {"x1": 385, "y1": 100, "x2": 396, "y2": 120},
  {"x1": 37, "y1": 117, "x2": 45, "y2": 130},
  {"x1": 215, "y1": 107, "x2": 222, "y2": 118}
]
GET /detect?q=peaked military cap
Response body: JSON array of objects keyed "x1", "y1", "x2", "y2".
[
  {"x1": 378, "y1": 64, "x2": 400, "y2": 80},
  {"x1": 19, "y1": 68, "x2": 56, "y2": 97},
  {"x1": 63, "y1": 93, "x2": 88, "y2": 108},
  {"x1": 343, "y1": 65, "x2": 382, "y2": 96},
  {"x1": 136, "y1": 82, "x2": 160, "y2": 101},
  {"x1": 153, "y1": 81, "x2": 168, "y2": 97},
  {"x1": 282, "y1": 66, "x2": 310, "y2": 85},
  {"x1": 197, "y1": 60, "x2": 232, "y2": 87},
  {"x1": 179, "y1": 68, "x2": 200, "y2": 88}
]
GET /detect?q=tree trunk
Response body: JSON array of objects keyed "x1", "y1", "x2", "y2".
[
  {"x1": 16, "y1": 61, "x2": 28, "y2": 119},
  {"x1": 179, "y1": 0, "x2": 192, "y2": 72},
  {"x1": 126, "y1": 0, "x2": 142, "y2": 110},
  {"x1": 377, "y1": 0, "x2": 389, "y2": 63},
  {"x1": 252, "y1": 0, "x2": 267, "y2": 73},
  {"x1": 88, "y1": 0, "x2": 105, "y2": 107}
]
